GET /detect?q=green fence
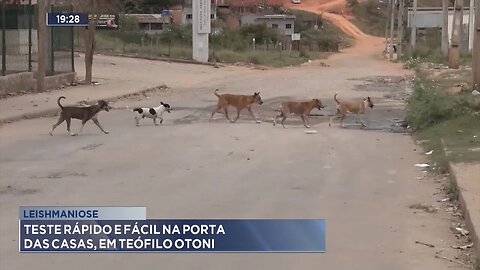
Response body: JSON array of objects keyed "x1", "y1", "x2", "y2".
[{"x1": 0, "y1": 1, "x2": 74, "y2": 76}]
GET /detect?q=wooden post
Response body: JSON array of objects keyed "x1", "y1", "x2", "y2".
[
  {"x1": 389, "y1": 0, "x2": 396, "y2": 60},
  {"x1": 468, "y1": 0, "x2": 474, "y2": 51},
  {"x1": 385, "y1": 0, "x2": 390, "y2": 53},
  {"x1": 410, "y1": 0, "x2": 417, "y2": 51},
  {"x1": 442, "y1": 0, "x2": 449, "y2": 56},
  {"x1": 473, "y1": 0, "x2": 480, "y2": 88},
  {"x1": 397, "y1": 0, "x2": 404, "y2": 57},
  {"x1": 37, "y1": 0, "x2": 47, "y2": 92},
  {"x1": 449, "y1": 0, "x2": 464, "y2": 69}
]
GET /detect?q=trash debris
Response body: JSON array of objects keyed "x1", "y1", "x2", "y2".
[
  {"x1": 304, "y1": 130, "x2": 317, "y2": 134},
  {"x1": 457, "y1": 129, "x2": 464, "y2": 133},
  {"x1": 451, "y1": 225, "x2": 470, "y2": 236},
  {"x1": 415, "y1": 240, "x2": 435, "y2": 248},
  {"x1": 434, "y1": 255, "x2": 472, "y2": 268},
  {"x1": 452, "y1": 243, "x2": 473, "y2": 250},
  {"x1": 425, "y1": 150, "x2": 433, "y2": 155},
  {"x1": 415, "y1": 163, "x2": 430, "y2": 168},
  {"x1": 455, "y1": 227, "x2": 470, "y2": 236},
  {"x1": 440, "y1": 198, "x2": 450, "y2": 202},
  {"x1": 472, "y1": 90, "x2": 480, "y2": 96}
]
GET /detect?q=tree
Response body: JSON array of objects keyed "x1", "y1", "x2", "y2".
[{"x1": 70, "y1": 0, "x2": 123, "y2": 85}]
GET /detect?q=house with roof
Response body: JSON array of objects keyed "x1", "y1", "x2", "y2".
[
  {"x1": 125, "y1": 14, "x2": 171, "y2": 34},
  {"x1": 241, "y1": 14, "x2": 295, "y2": 36}
]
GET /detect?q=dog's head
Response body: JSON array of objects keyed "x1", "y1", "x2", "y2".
[
  {"x1": 98, "y1": 100, "x2": 110, "y2": 112},
  {"x1": 253, "y1": 92, "x2": 263, "y2": 105},
  {"x1": 161, "y1": 102, "x2": 171, "y2": 113},
  {"x1": 312, "y1": 98, "x2": 325, "y2": 110},
  {"x1": 364, "y1": 97, "x2": 374, "y2": 108}
]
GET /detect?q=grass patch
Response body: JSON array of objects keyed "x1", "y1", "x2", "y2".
[
  {"x1": 406, "y1": 75, "x2": 480, "y2": 131},
  {"x1": 416, "y1": 116, "x2": 480, "y2": 165}
]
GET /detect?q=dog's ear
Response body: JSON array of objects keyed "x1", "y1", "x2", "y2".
[{"x1": 161, "y1": 102, "x2": 164, "y2": 105}]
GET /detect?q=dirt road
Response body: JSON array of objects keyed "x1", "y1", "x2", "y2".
[
  {"x1": 0, "y1": 40, "x2": 467, "y2": 269},
  {"x1": 283, "y1": 0, "x2": 368, "y2": 38}
]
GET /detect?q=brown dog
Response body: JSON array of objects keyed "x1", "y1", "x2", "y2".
[
  {"x1": 273, "y1": 99, "x2": 324, "y2": 128},
  {"x1": 329, "y1": 93, "x2": 374, "y2": 127},
  {"x1": 50, "y1": 96, "x2": 110, "y2": 136},
  {"x1": 210, "y1": 89, "x2": 263, "y2": 123}
]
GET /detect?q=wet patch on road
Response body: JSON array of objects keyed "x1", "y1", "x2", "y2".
[
  {"x1": 81, "y1": 143, "x2": 103, "y2": 151},
  {"x1": 0, "y1": 185, "x2": 39, "y2": 196},
  {"x1": 30, "y1": 171, "x2": 88, "y2": 179}
]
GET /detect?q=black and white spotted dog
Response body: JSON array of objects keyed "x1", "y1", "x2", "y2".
[{"x1": 132, "y1": 102, "x2": 171, "y2": 126}]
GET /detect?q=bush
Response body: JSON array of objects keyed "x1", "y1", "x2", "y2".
[
  {"x1": 403, "y1": 57, "x2": 420, "y2": 70},
  {"x1": 406, "y1": 78, "x2": 478, "y2": 130},
  {"x1": 299, "y1": 49, "x2": 309, "y2": 58}
]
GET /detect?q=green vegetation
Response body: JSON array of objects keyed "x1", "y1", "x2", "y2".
[
  {"x1": 350, "y1": 0, "x2": 387, "y2": 36},
  {"x1": 80, "y1": 10, "x2": 348, "y2": 67},
  {"x1": 406, "y1": 71, "x2": 480, "y2": 170}
]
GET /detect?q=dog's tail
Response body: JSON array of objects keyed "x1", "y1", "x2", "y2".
[
  {"x1": 132, "y1": 108, "x2": 142, "y2": 113},
  {"x1": 213, "y1": 89, "x2": 221, "y2": 98},
  {"x1": 334, "y1": 93, "x2": 340, "y2": 104},
  {"x1": 57, "y1": 96, "x2": 66, "y2": 109}
]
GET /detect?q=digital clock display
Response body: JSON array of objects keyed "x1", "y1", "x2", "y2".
[{"x1": 47, "y1": 13, "x2": 89, "y2": 26}]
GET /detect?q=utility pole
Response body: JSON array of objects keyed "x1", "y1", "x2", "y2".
[
  {"x1": 449, "y1": 0, "x2": 464, "y2": 69},
  {"x1": 397, "y1": 0, "x2": 404, "y2": 57},
  {"x1": 468, "y1": 0, "x2": 474, "y2": 51},
  {"x1": 410, "y1": 0, "x2": 417, "y2": 51},
  {"x1": 389, "y1": 0, "x2": 396, "y2": 60},
  {"x1": 37, "y1": 0, "x2": 47, "y2": 92},
  {"x1": 442, "y1": 0, "x2": 449, "y2": 56},
  {"x1": 473, "y1": 0, "x2": 480, "y2": 88},
  {"x1": 385, "y1": 0, "x2": 390, "y2": 53}
]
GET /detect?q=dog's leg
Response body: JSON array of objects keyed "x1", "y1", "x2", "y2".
[
  {"x1": 301, "y1": 115, "x2": 311, "y2": 128},
  {"x1": 72, "y1": 122, "x2": 85, "y2": 136},
  {"x1": 340, "y1": 114, "x2": 346, "y2": 128},
  {"x1": 153, "y1": 117, "x2": 158, "y2": 126},
  {"x1": 66, "y1": 118, "x2": 73, "y2": 135},
  {"x1": 233, "y1": 108, "x2": 241, "y2": 123},
  {"x1": 247, "y1": 107, "x2": 260, "y2": 124},
  {"x1": 273, "y1": 113, "x2": 281, "y2": 126},
  {"x1": 280, "y1": 116, "x2": 287, "y2": 128},
  {"x1": 358, "y1": 115, "x2": 366, "y2": 128},
  {"x1": 159, "y1": 112, "x2": 164, "y2": 124},
  {"x1": 135, "y1": 115, "x2": 141, "y2": 126},
  {"x1": 210, "y1": 105, "x2": 221, "y2": 121},
  {"x1": 224, "y1": 108, "x2": 233, "y2": 123},
  {"x1": 92, "y1": 118, "x2": 109, "y2": 134},
  {"x1": 50, "y1": 116, "x2": 65, "y2": 136}
]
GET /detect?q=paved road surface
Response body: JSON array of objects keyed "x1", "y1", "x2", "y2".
[{"x1": 0, "y1": 38, "x2": 464, "y2": 269}]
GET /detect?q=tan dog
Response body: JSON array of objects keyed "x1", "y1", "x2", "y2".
[
  {"x1": 273, "y1": 99, "x2": 324, "y2": 128},
  {"x1": 329, "y1": 93, "x2": 374, "y2": 127},
  {"x1": 210, "y1": 89, "x2": 263, "y2": 123}
]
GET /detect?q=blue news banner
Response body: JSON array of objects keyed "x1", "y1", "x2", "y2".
[{"x1": 19, "y1": 207, "x2": 326, "y2": 253}]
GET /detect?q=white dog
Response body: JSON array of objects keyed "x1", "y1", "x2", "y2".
[{"x1": 132, "y1": 102, "x2": 171, "y2": 126}]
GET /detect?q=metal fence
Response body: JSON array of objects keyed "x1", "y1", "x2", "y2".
[{"x1": 0, "y1": 1, "x2": 74, "y2": 76}]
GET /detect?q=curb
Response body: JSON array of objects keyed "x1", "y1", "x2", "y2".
[
  {"x1": 94, "y1": 51, "x2": 224, "y2": 68},
  {"x1": 441, "y1": 139, "x2": 480, "y2": 258},
  {"x1": 0, "y1": 85, "x2": 167, "y2": 124}
]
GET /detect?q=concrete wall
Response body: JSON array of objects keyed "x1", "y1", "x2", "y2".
[
  {"x1": 0, "y1": 72, "x2": 76, "y2": 96},
  {"x1": 241, "y1": 15, "x2": 295, "y2": 36},
  {"x1": 407, "y1": 9, "x2": 474, "y2": 50},
  {"x1": 0, "y1": 72, "x2": 34, "y2": 95}
]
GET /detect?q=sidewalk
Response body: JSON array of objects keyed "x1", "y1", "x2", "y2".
[
  {"x1": 0, "y1": 82, "x2": 164, "y2": 123},
  {"x1": 0, "y1": 54, "x2": 243, "y2": 123},
  {"x1": 450, "y1": 163, "x2": 480, "y2": 257}
]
